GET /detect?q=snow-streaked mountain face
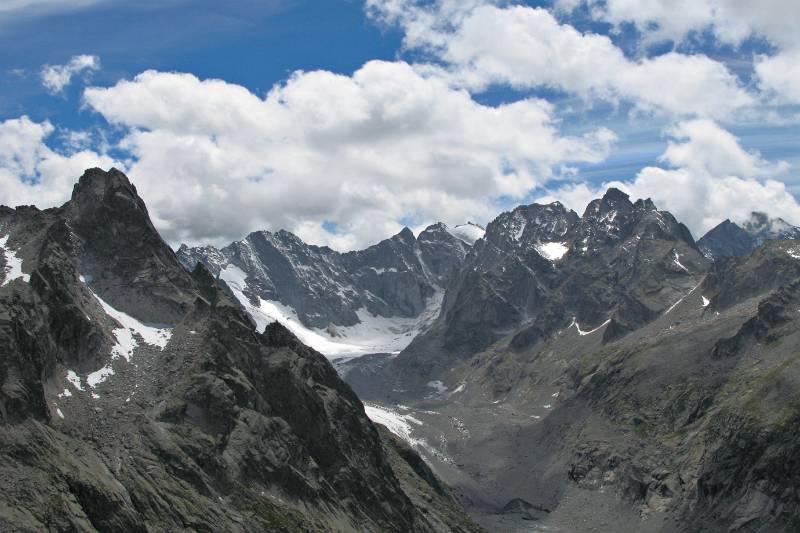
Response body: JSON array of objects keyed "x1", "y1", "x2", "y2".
[
  {"x1": 0, "y1": 168, "x2": 482, "y2": 533},
  {"x1": 177, "y1": 222, "x2": 470, "y2": 357},
  {"x1": 397, "y1": 188, "x2": 706, "y2": 361},
  {"x1": 698, "y1": 212, "x2": 800, "y2": 259},
  {"x1": 344, "y1": 190, "x2": 800, "y2": 533}
]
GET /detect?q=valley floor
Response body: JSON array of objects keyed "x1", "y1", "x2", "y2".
[{"x1": 341, "y1": 357, "x2": 666, "y2": 533}]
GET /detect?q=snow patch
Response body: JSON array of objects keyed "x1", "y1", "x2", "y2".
[
  {"x1": 787, "y1": 248, "x2": 800, "y2": 260},
  {"x1": 58, "y1": 388, "x2": 72, "y2": 398},
  {"x1": 55, "y1": 407, "x2": 64, "y2": 419},
  {"x1": 571, "y1": 317, "x2": 611, "y2": 336},
  {"x1": 447, "y1": 222, "x2": 485, "y2": 244},
  {"x1": 512, "y1": 213, "x2": 527, "y2": 241},
  {"x1": 535, "y1": 242, "x2": 569, "y2": 261},
  {"x1": 427, "y1": 380, "x2": 447, "y2": 394},
  {"x1": 66, "y1": 370, "x2": 84, "y2": 391},
  {"x1": 702, "y1": 296, "x2": 711, "y2": 308},
  {"x1": 91, "y1": 292, "x2": 172, "y2": 356},
  {"x1": 87, "y1": 364, "x2": 114, "y2": 387},
  {"x1": 78, "y1": 280, "x2": 173, "y2": 388},
  {"x1": 364, "y1": 403, "x2": 423, "y2": 448},
  {"x1": 81, "y1": 280, "x2": 172, "y2": 367},
  {"x1": 450, "y1": 382, "x2": 466, "y2": 395},
  {"x1": 673, "y1": 250, "x2": 688, "y2": 272},
  {"x1": 0, "y1": 235, "x2": 30, "y2": 286}
]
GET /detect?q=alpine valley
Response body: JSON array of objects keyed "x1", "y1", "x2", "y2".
[{"x1": 4, "y1": 167, "x2": 800, "y2": 533}]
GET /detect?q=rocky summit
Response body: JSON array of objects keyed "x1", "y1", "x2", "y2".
[
  {"x1": 698, "y1": 212, "x2": 800, "y2": 260},
  {"x1": 0, "y1": 168, "x2": 482, "y2": 533}
]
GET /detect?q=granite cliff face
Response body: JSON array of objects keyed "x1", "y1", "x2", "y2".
[{"x1": 0, "y1": 168, "x2": 482, "y2": 533}]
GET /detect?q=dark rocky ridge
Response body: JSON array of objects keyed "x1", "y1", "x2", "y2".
[
  {"x1": 0, "y1": 168, "x2": 482, "y2": 532},
  {"x1": 177, "y1": 221, "x2": 470, "y2": 331},
  {"x1": 391, "y1": 188, "x2": 707, "y2": 380},
  {"x1": 698, "y1": 212, "x2": 800, "y2": 259}
]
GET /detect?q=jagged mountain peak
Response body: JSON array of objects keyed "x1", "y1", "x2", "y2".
[
  {"x1": 59, "y1": 167, "x2": 195, "y2": 324},
  {"x1": 396, "y1": 226, "x2": 416, "y2": 243},
  {"x1": 632, "y1": 197, "x2": 657, "y2": 211},
  {"x1": 1, "y1": 168, "x2": 482, "y2": 532},
  {"x1": 699, "y1": 211, "x2": 800, "y2": 259},
  {"x1": 69, "y1": 167, "x2": 136, "y2": 202},
  {"x1": 601, "y1": 186, "x2": 630, "y2": 204},
  {"x1": 488, "y1": 201, "x2": 579, "y2": 246},
  {"x1": 178, "y1": 216, "x2": 472, "y2": 355},
  {"x1": 394, "y1": 185, "x2": 707, "y2": 362},
  {"x1": 67, "y1": 167, "x2": 149, "y2": 225},
  {"x1": 582, "y1": 186, "x2": 632, "y2": 218}
]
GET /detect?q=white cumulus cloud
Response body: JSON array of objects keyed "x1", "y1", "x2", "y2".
[
  {"x1": 541, "y1": 119, "x2": 800, "y2": 237},
  {"x1": 0, "y1": 116, "x2": 116, "y2": 207},
  {"x1": 755, "y1": 50, "x2": 800, "y2": 105},
  {"x1": 580, "y1": 0, "x2": 800, "y2": 50},
  {"x1": 562, "y1": 0, "x2": 800, "y2": 106},
  {"x1": 79, "y1": 62, "x2": 614, "y2": 249},
  {"x1": 41, "y1": 54, "x2": 100, "y2": 94},
  {"x1": 366, "y1": 1, "x2": 754, "y2": 119}
]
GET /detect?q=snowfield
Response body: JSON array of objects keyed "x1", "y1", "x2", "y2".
[
  {"x1": 220, "y1": 264, "x2": 443, "y2": 359},
  {"x1": 446, "y1": 222, "x2": 485, "y2": 245},
  {"x1": 79, "y1": 277, "x2": 173, "y2": 388},
  {"x1": 90, "y1": 288, "x2": 173, "y2": 363},
  {"x1": 363, "y1": 403, "x2": 424, "y2": 448},
  {"x1": 0, "y1": 235, "x2": 30, "y2": 286}
]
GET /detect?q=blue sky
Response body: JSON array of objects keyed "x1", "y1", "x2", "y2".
[
  {"x1": 1, "y1": 1, "x2": 401, "y2": 137},
  {"x1": 2, "y1": 0, "x2": 800, "y2": 249}
]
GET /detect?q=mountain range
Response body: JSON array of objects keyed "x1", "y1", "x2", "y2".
[
  {"x1": 177, "y1": 219, "x2": 482, "y2": 359},
  {"x1": 3, "y1": 167, "x2": 800, "y2": 532},
  {"x1": 0, "y1": 168, "x2": 482, "y2": 532}
]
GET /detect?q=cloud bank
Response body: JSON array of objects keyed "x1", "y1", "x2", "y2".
[{"x1": 80, "y1": 62, "x2": 613, "y2": 248}]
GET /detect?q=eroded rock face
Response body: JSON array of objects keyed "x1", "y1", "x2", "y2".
[
  {"x1": 0, "y1": 168, "x2": 483, "y2": 533},
  {"x1": 396, "y1": 188, "x2": 707, "y2": 372},
  {"x1": 177, "y1": 221, "x2": 471, "y2": 331}
]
